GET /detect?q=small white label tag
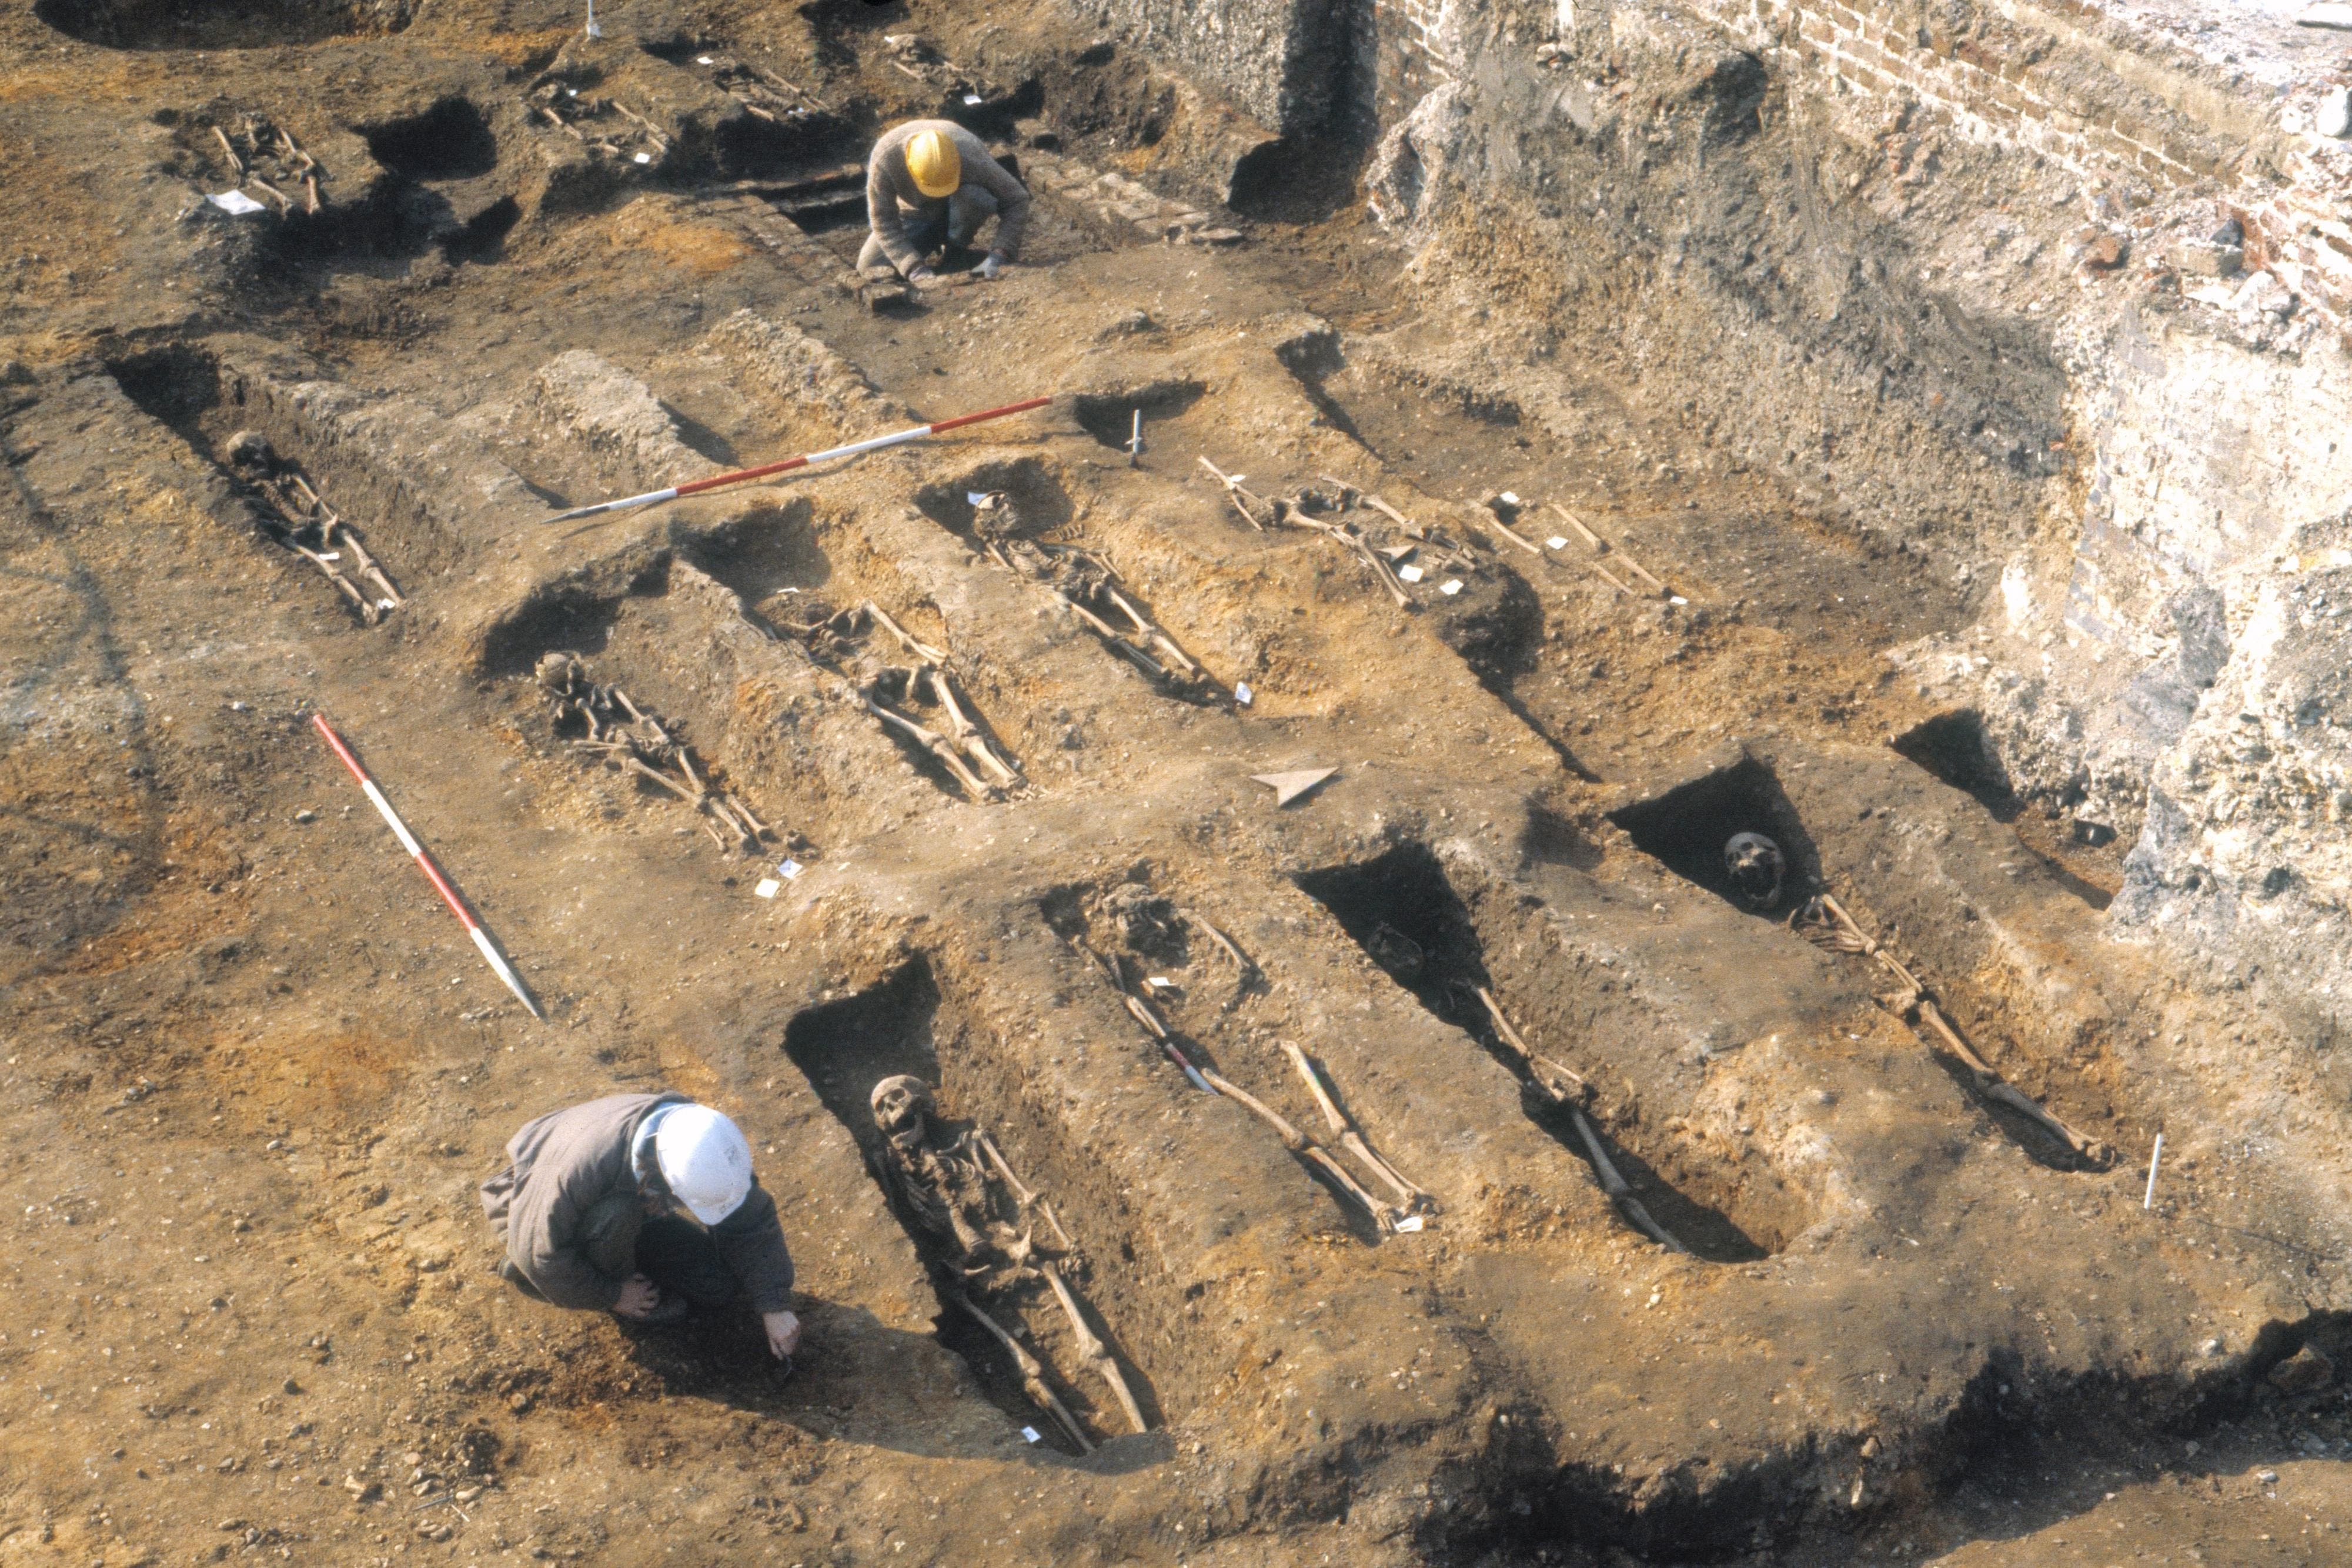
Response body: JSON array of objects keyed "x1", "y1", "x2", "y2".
[
  {"x1": 1669, "y1": 595, "x2": 1688, "y2": 605},
  {"x1": 754, "y1": 879, "x2": 781, "y2": 899},
  {"x1": 1234, "y1": 682, "x2": 1254, "y2": 706},
  {"x1": 1397, "y1": 564, "x2": 1425, "y2": 583},
  {"x1": 697, "y1": 54, "x2": 713, "y2": 63},
  {"x1": 1440, "y1": 579, "x2": 1464, "y2": 596},
  {"x1": 208, "y1": 190, "x2": 266, "y2": 215},
  {"x1": 633, "y1": 152, "x2": 653, "y2": 165},
  {"x1": 777, "y1": 859, "x2": 804, "y2": 880},
  {"x1": 964, "y1": 93, "x2": 985, "y2": 105},
  {"x1": 1394, "y1": 1215, "x2": 1425, "y2": 1233},
  {"x1": 319, "y1": 551, "x2": 341, "y2": 562},
  {"x1": 1498, "y1": 490, "x2": 1520, "y2": 504},
  {"x1": 1020, "y1": 1426, "x2": 1042, "y2": 1443},
  {"x1": 966, "y1": 490, "x2": 988, "y2": 506},
  {"x1": 1546, "y1": 536, "x2": 1570, "y2": 550},
  {"x1": 1147, "y1": 977, "x2": 1174, "y2": 989}
]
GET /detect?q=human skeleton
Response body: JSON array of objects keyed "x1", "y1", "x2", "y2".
[{"x1": 867, "y1": 1075, "x2": 1145, "y2": 1449}]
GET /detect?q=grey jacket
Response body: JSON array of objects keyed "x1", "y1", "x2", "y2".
[
  {"x1": 866, "y1": 119, "x2": 1031, "y2": 276},
  {"x1": 479, "y1": 1092, "x2": 795, "y2": 1314}
]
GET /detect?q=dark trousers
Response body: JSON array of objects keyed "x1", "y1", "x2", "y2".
[
  {"x1": 630, "y1": 1215, "x2": 739, "y2": 1310},
  {"x1": 504, "y1": 1198, "x2": 739, "y2": 1312}
]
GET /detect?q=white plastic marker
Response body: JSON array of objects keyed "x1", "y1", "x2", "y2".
[
  {"x1": 549, "y1": 396, "x2": 1054, "y2": 523},
  {"x1": 2143, "y1": 1131, "x2": 2163, "y2": 1209},
  {"x1": 311, "y1": 713, "x2": 546, "y2": 1019}
]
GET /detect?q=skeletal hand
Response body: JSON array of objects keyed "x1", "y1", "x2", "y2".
[
  {"x1": 613, "y1": 1275, "x2": 660, "y2": 1319},
  {"x1": 763, "y1": 1309, "x2": 802, "y2": 1359}
]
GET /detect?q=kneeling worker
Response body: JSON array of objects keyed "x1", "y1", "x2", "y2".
[
  {"x1": 859, "y1": 119, "x2": 1031, "y2": 286},
  {"x1": 480, "y1": 1093, "x2": 801, "y2": 1360}
]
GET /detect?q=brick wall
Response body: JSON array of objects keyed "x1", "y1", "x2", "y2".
[{"x1": 1681, "y1": 0, "x2": 2220, "y2": 182}]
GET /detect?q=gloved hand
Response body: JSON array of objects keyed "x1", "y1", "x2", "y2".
[
  {"x1": 907, "y1": 266, "x2": 938, "y2": 289},
  {"x1": 977, "y1": 251, "x2": 1005, "y2": 281}
]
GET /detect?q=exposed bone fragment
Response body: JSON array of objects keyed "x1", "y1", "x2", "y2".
[
  {"x1": 1472, "y1": 986, "x2": 1591, "y2": 1105},
  {"x1": 923, "y1": 666, "x2": 1020, "y2": 785},
  {"x1": 1041, "y1": 1262, "x2": 1148, "y2": 1433},
  {"x1": 1279, "y1": 1040, "x2": 1436, "y2": 1220},
  {"x1": 863, "y1": 691, "x2": 997, "y2": 800},
  {"x1": 1180, "y1": 908, "x2": 1259, "y2": 1007},
  {"x1": 212, "y1": 125, "x2": 246, "y2": 177},
  {"x1": 1478, "y1": 507, "x2": 1546, "y2": 557},
  {"x1": 1570, "y1": 1109, "x2": 1691, "y2": 1254},
  {"x1": 1725, "y1": 832, "x2": 1786, "y2": 910},
  {"x1": 1054, "y1": 591, "x2": 1170, "y2": 680},
  {"x1": 949, "y1": 1291, "x2": 1093, "y2": 1452},
  {"x1": 1469, "y1": 989, "x2": 1685, "y2": 1248},
  {"x1": 1197, "y1": 457, "x2": 1270, "y2": 530},
  {"x1": 285, "y1": 538, "x2": 375, "y2": 621},
  {"x1": 863, "y1": 600, "x2": 947, "y2": 664},
  {"x1": 1105, "y1": 587, "x2": 1201, "y2": 678},
  {"x1": 1549, "y1": 503, "x2": 1671, "y2": 598},
  {"x1": 1793, "y1": 893, "x2": 2114, "y2": 1165},
  {"x1": 870, "y1": 1075, "x2": 1144, "y2": 1441},
  {"x1": 1193, "y1": 1066, "x2": 1393, "y2": 1230}
]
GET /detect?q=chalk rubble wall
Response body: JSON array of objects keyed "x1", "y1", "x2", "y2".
[{"x1": 1077, "y1": 0, "x2": 2352, "y2": 1027}]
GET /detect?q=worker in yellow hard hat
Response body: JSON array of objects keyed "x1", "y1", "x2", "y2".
[{"x1": 858, "y1": 119, "x2": 1032, "y2": 287}]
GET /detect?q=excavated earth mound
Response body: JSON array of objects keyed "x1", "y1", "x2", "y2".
[{"x1": 4, "y1": 0, "x2": 2350, "y2": 1564}]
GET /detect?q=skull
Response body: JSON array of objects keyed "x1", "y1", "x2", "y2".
[
  {"x1": 1367, "y1": 921, "x2": 1425, "y2": 984},
  {"x1": 870, "y1": 1074, "x2": 934, "y2": 1144},
  {"x1": 1723, "y1": 831, "x2": 1785, "y2": 910}
]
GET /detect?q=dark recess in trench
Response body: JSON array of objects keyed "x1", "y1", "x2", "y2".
[
  {"x1": 1296, "y1": 844, "x2": 1766, "y2": 1262},
  {"x1": 1893, "y1": 710, "x2": 2017, "y2": 817},
  {"x1": 475, "y1": 583, "x2": 630, "y2": 678},
  {"x1": 781, "y1": 961, "x2": 1137, "y2": 1450},
  {"x1": 362, "y1": 97, "x2": 500, "y2": 180},
  {"x1": 35, "y1": 0, "x2": 413, "y2": 49},
  {"x1": 912, "y1": 457, "x2": 1072, "y2": 536},
  {"x1": 108, "y1": 344, "x2": 221, "y2": 435},
  {"x1": 679, "y1": 498, "x2": 831, "y2": 610},
  {"x1": 1608, "y1": 753, "x2": 1819, "y2": 915},
  {"x1": 1893, "y1": 710, "x2": 2115, "y2": 910},
  {"x1": 1071, "y1": 382, "x2": 1205, "y2": 450}
]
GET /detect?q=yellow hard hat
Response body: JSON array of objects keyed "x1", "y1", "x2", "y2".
[{"x1": 905, "y1": 127, "x2": 960, "y2": 199}]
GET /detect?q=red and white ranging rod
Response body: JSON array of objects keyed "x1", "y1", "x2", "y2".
[
  {"x1": 547, "y1": 394, "x2": 1055, "y2": 523},
  {"x1": 310, "y1": 713, "x2": 546, "y2": 1020}
]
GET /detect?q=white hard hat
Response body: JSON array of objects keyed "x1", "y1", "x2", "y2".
[{"x1": 653, "y1": 1104, "x2": 754, "y2": 1225}]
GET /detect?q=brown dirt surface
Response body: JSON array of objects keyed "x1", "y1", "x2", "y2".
[{"x1": 4, "y1": 2, "x2": 2350, "y2": 1566}]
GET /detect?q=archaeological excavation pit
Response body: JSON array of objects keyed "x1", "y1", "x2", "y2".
[
  {"x1": 14, "y1": 0, "x2": 2352, "y2": 1559},
  {"x1": 1297, "y1": 844, "x2": 1774, "y2": 1261},
  {"x1": 782, "y1": 960, "x2": 1164, "y2": 1453},
  {"x1": 1607, "y1": 754, "x2": 1819, "y2": 917},
  {"x1": 35, "y1": 0, "x2": 414, "y2": 48}
]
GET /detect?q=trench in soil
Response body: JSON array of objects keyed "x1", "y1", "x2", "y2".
[
  {"x1": 1894, "y1": 708, "x2": 2119, "y2": 910},
  {"x1": 1608, "y1": 752, "x2": 1819, "y2": 917},
  {"x1": 912, "y1": 455, "x2": 1223, "y2": 709},
  {"x1": 1294, "y1": 843, "x2": 1774, "y2": 1262},
  {"x1": 35, "y1": 0, "x2": 414, "y2": 49},
  {"x1": 781, "y1": 958, "x2": 1166, "y2": 1451},
  {"x1": 107, "y1": 345, "x2": 480, "y2": 587}
]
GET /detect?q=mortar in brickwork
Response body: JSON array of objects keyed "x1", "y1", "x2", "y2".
[{"x1": 5, "y1": 0, "x2": 2351, "y2": 1562}]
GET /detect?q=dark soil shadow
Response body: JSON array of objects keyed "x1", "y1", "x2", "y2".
[
  {"x1": 1296, "y1": 844, "x2": 1766, "y2": 1262},
  {"x1": 1608, "y1": 752, "x2": 1820, "y2": 916},
  {"x1": 1894, "y1": 710, "x2": 2115, "y2": 910}
]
